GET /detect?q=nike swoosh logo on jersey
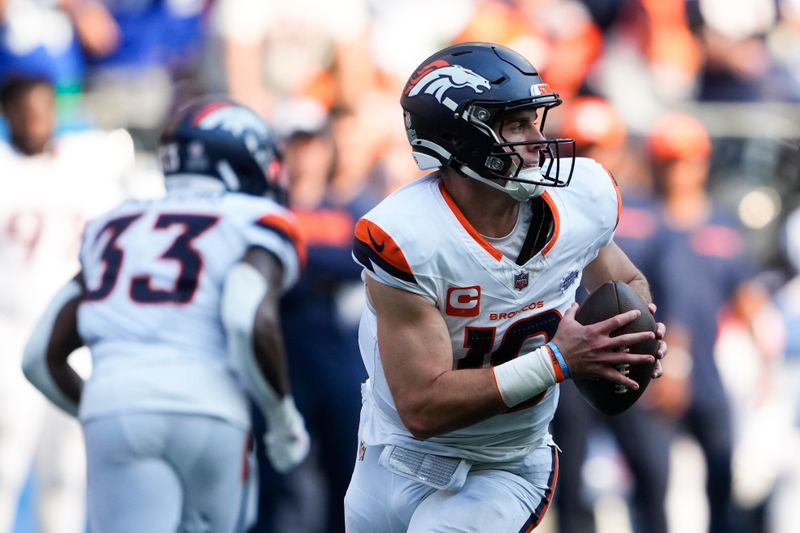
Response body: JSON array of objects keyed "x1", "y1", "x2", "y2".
[{"x1": 367, "y1": 226, "x2": 385, "y2": 252}]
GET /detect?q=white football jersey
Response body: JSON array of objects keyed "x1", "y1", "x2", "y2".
[
  {"x1": 353, "y1": 157, "x2": 620, "y2": 462},
  {"x1": 0, "y1": 131, "x2": 129, "y2": 325},
  {"x1": 76, "y1": 190, "x2": 304, "y2": 429}
]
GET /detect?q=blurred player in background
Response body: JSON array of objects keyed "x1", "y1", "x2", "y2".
[
  {"x1": 551, "y1": 97, "x2": 673, "y2": 533},
  {"x1": 344, "y1": 42, "x2": 666, "y2": 532},
  {"x1": 0, "y1": 74, "x2": 129, "y2": 533},
  {"x1": 253, "y1": 103, "x2": 379, "y2": 533},
  {"x1": 646, "y1": 113, "x2": 781, "y2": 533},
  {"x1": 21, "y1": 97, "x2": 309, "y2": 532}
]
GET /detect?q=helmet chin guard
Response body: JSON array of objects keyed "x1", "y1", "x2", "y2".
[{"x1": 459, "y1": 165, "x2": 544, "y2": 202}]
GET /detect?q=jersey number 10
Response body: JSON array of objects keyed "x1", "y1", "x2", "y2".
[{"x1": 457, "y1": 309, "x2": 561, "y2": 411}]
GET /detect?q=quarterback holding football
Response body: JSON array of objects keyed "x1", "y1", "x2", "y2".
[{"x1": 344, "y1": 42, "x2": 667, "y2": 532}]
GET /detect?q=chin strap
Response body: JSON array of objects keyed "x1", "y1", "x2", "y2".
[{"x1": 458, "y1": 164, "x2": 544, "y2": 202}]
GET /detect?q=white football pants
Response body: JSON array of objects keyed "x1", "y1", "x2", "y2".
[
  {"x1": 83, "y1": 412, "x2": 252, "y2": 533},
  {"x1": 344, "y1": 441, "x2": 559, "y2": 532},
  {"x1": 0, "y1": 318, "x2": 86, "y2": 533}
]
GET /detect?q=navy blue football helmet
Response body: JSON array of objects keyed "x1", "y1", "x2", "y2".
[
  {"x1": 401, "y1": 42, "x2": 575, "y2": 200},
  {"x1": 159, "y1": 97, "x2": 287, "y2": 205}
]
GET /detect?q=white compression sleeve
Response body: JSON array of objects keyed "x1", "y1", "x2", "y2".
[
  {"x1": 22, "y1": 279, "x2": 83, "y2": 416},
  {"x1": 492, "y1": 344, "x2": 564, "y2": 407},
  {"x1": 221, "y1": 261, "x2": 297, "y2": 423},
  {"x1": 222, "y1": 263, "x2": 309, "y2": 472}
]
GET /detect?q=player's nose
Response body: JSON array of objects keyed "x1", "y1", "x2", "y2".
[{"x1": 525, "y1": 127, "x2": 546, "y2": 148}]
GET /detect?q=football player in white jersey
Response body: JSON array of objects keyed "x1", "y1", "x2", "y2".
[
  {"x1": 21, "y1": 97, "x2": 310, "y2": 533},
  {"x1": 0, "y1": 75, "x2": 130, "y2": 533},
  {"x1": 344, "y1": 43, "x2": 667, "y2": 532}
]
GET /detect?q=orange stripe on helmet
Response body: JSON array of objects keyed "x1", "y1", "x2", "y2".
[{"x1": 354, "y1": 219, "x2": 413, "y2": 277}]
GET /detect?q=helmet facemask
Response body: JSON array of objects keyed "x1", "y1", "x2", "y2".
[{"x1": 456, "y1": 102, "x2": 575, "y2": 201}]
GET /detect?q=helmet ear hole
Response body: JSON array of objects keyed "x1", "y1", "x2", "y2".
[{"x1": 441, "y1": 133, "x2": 463, "y2": 148}]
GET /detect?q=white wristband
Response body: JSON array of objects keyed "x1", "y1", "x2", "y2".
[{"x1": 492, "y1": 344, "x2": 563, "y2": 408}]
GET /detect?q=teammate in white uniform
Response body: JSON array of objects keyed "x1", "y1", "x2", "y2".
[
  {"x1": 0, "y1": 75, "x2": 129, "y2": 533},
  {"x1": 21, "y1": 97, "x2": 310, "y2": 533},
  {"x1": 344, "y1": 43, "x2": 667, "y2": 532}
]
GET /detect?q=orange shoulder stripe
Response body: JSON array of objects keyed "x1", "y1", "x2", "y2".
[
  {"x1": 353, "y1": 218, "x2": 413, "y2": 276},
  {"x1": 256, "y1": 213, "x2": 307, "y2": 269}
]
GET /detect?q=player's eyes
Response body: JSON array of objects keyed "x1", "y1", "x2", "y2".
[{"x1": 505, "y1": 120, "x2": 530, "y2": 134}]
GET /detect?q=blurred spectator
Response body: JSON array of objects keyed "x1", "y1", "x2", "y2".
[
  {"x1": 252, "y1": 102, "x2": 379, "y2": 533},
  {"x1": 73, "y1": 0, "x2": 214, "y2": 148},
  {"x1": 0, "y1": 0, "x2": 87, "y2": 131},
  {"x1": 780, "y1": 207, "x2": 800, "y2": 362},
  {"x1": 0, "y1": 75, "x2": 131, "y2": 533},
  {"x1": 647, "y1": 112, "x2": 782, "y2": 533},
  {"x1": 367, "y1": 0, "x2": 475, "y2": 94},
  {"x1": 587, "y1": 0, "x2": 702, "y2": 132},
  {"x1": 768, "y1": 0, "x2": 800, "y2": 90},
  {"x1": 0, "y1": 1, "x2": 84, "y2": 91},
  {"x1": 687, "y1": 0, "x2": 800, "y2": 102},
  {"x1": 211, "y1": 0, "x2": 374, "y2": 120},
  {"x1": 551, "y1": 96, "x2": 672, "y2": 533},
  {"x1": 453, "y1": 0, "x2": 602, "y2": 101},
  {"x1": 770, "y1": 205, "x2": 800, "y2": 533}
]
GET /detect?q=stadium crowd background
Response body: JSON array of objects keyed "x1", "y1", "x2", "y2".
[{"x1": 0, "y1": 1, "x2": 799, "y2": 532}]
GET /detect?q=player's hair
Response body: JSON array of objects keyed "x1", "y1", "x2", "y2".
[{"x1": 0, "y1": 75, "x2": 54, "y2": 112}]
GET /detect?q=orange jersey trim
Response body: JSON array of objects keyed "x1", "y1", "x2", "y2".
[
  {"x1": 256, "y1": 213, "x2": 307, "y2": 269},
  {"x1": 353, "y1": 219, "x2": 414, "y2": 277},
  {"x1": 606, "y1": 170, "x2": 623, "y2": 228},
  {"x1": 540, "y1": 192, "x2": 561, "y2": 256},
  {"x1": 438, "y1": 181, "x2": 503, "y2": 262}
]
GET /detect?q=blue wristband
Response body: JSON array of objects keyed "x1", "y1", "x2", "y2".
[{"x1": 547, "y1": 341, "x2": 570, "y2": 379}]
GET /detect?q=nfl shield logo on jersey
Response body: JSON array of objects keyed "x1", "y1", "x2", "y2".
[{"x1": 513, "y1": 271, "x2": 529, "y2": 291}]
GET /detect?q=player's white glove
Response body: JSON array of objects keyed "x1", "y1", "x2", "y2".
[{"x1": 264, "y1": 397, "x2": 310, "y2": 474}]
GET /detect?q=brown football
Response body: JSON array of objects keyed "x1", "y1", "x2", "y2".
[{"x1": 573, "y1": 280, "x2": 657, "y2": 416}]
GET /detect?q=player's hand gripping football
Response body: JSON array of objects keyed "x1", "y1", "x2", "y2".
[
  {"x1": 552, "y1": 303, "x2": 659, "y2": 391},
  {"x1": 264, "y1": 397, "x2": 310, "y2": 474}
]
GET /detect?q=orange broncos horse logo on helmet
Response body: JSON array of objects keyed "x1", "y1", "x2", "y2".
[{"x1": 405, "y1": 60, "x2": 491, "y2": 111}]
